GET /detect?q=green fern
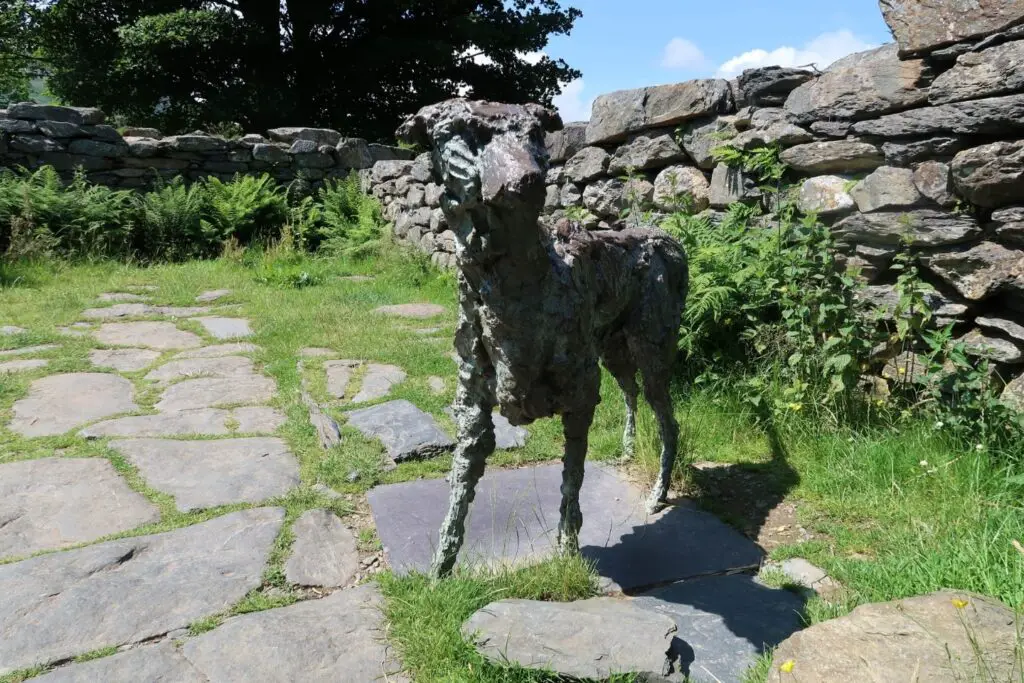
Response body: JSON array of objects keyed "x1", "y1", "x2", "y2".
[{"x1": 203, "y1": 173, "x2": 289, "y2": 246}]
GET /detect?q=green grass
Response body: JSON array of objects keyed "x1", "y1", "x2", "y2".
[{"x1": 3, "y1": 246, "x2": 1024, "y2": 681}]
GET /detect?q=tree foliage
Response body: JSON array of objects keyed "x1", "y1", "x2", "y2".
[
  {"x1": 26, "y1": 0, "x2": 581, "y2": 140},
  {"x1": 0, "y1": 0, "x2": 40, "y2": 106}
]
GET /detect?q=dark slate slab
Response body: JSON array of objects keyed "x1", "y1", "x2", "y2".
[
  {"x1": 346, "y1": 399, "x2": 454, "y2": 462},
  {"x1": 444, "y1": 406, "x2": 528, "y2": 449},
  {"x1": 368, "y1": 462, "x2": 763, "y2": 591},
  {"x1": 633, "y1": 575, "x2": 806, "y2": 683}
]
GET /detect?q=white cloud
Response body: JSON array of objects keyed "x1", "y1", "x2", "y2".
[
  {"x1": 715, "y1": 30, "x2": 877, "y2": 78},
  {"x1": 661, "y1": 37, "x2": 707, "y2": 70},
  {"x1": 519, "y1": 51, "x2": 546, "y2": 65},
  {"x1": 552, "y1": 79, "x2": 592, "y2": 123}
]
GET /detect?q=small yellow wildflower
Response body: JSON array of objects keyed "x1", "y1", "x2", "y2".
[
  {"x1": 780, "y1": 659, "x2": 796, "y2": 673},
  {"x1": 787, "y1": 402, "x2": 803, "y2": 412},
  {"x1": 898, "y1": 367, "x2": 907, "y2": 375},
  {"x1": 952, "y1": 598, "x2": 969, "y2": 609}
]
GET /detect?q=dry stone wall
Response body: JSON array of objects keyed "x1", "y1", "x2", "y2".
[
  {"x1": 372, "y1": 1, "x2": 1024, "y2": 406},
  {"x1": 0, "y1": 103, "x2": 415, "y2": 188}
]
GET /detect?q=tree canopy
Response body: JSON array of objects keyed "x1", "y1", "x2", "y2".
[{"x1": 9, "y1": 0, "x2": 581, "y2": 141}]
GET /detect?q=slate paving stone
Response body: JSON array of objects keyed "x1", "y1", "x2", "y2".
[
  {"x1": 81, "y1": 304, "x2": 212, "y2": 320},
  {"x1": 195, "y1": 289, "x2": 232, "y2": 303},
  {"x1": 80, "y1": 406, "x2": 286, "y2": 438},
  {"x1": 374, "y1": 303, "x2": 446, "y2": 319},
  {"x1": 428, "y1": 376, "x2": 446, "y2": 394},
  {"x1": 9, "y1": 373, "x2": 138, "y2": 437},
  {"x1": 0, "y1": 508, "x2": 283, "y2": 675},
  {"x1": 284, "y1": 509, "x2": 359, "y2": 587},
  {"x1": 0, "y1": 359, "x2": 48, "y2": 374},
  {"x1": 94, "y1": 322, "x2": 203, "y2": 350},
  {"x1": 32, "y1": 643, "x2": 205, "y2": 683},
  {"x1": 97, "y1": 292, "x2": 150, "y2": 302},
  {"x1": 89, "y1": 348, "x2": 162, "y2": 372},
  {"x1": 144, "y1": 355, "x2": 256, "y2": 384},
  {"x1": 352, "y1": 363, "x2": 407, "y2": 403},
  {"x1": 368, "y1": 462, "x2": 763, "y2": 590},
  {"x1": 181, "y1": 584, "x2": 407, "y2": 682},
  {"x1": 346, "y1": 399, "x2": 454, "y2": 462},
  {"x1": 154, "y1": 375, "x2": 276, "y2": 412},
  {"x1": 633, "y1": 575, "x2": 806, "y2": 683},
  {"x1": 195, "y1": 317, "x2": 253, "y2": 340},
  {"x1": 463, "y1": 597, "x2": 677, "y2": 680},
  {"x1": 173, "y1": 342, "x2": 259, "y2": 359},
  {"x1": 0, "y1": 344, "x2": 58, "y2": 357},
  {"x1": 109, "y1": 437, "x2": 299, "y2": 511},
  {"x1": 0, "y1": 325, "x2": 26, "y2": 335},
  {"x1": 445, "y1": 407, "x2": 528, "y2": 449},
  {"x1": 324, "y1": 359, "x2": 360, "y2": 398},
  {"x1": 0, "y1": 457, "x2": 160, "y2": 560}
]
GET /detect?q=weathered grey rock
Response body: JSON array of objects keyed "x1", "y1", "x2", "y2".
[
  {"x1": 738, "y1": 66, "x2": 815, "y2": 106},
  {"x1": 544, "y1": 184, "x2": 560, "y2": 209},
  {"x1": 730, "y1": 121, "x2": 812, "y2": 150},
  {"x1": 252, "y1": 143, "x2": 290, "y2": 164},
  {"x1": 583, "y1": 178, "x2": 653, "y2": 218},
  {"x1": 608, "y1": 133, "x2": 685, "y2": 174},
  {"x1": 1001, "y1": 372, "x2": 1024, "y2": 410},
  {"x1": 771, "y1": 590, "x2": 1021, "y2": 681},
  {"x1": 195, "y1": 316, "x2": 253, "y2": 340},
  {"x1": 154, "y1": 375, "x2": 276, "y2": 412},
  {"x1": 121, "y1": 126, "x2": 161, "y2": 138},
  {"x1": 195, "y1": 289, "x2": 231, "y2": 303},
  {"x1": 560, "y1": 182, "x2": 583, "y2": 207},
  {"x1": 97, "y1": 292, "x2": 149, "y2": 303},
  {"x1": 850, "y1": 166, "x2": 922, "y2": 212},
  {"x1": 951, "y1": 140, "x2": 1024, "y2": 208},
  {"x1": 267, "y1": 127, "x2": 341, "y2": 147},
  {"x1": 346, "y1": 399, "x2": 453, "y2": 462},
  {"x1": 977, "y1": 316, "x2": 1024, "y2": 343},
  {"x1": 0, "y1": 508, "x2": 283, "y2": 675},
  {"x1": 882, "y1": 136, "x2": 971, "y2": 166},
  {"x1": 545, "y1": 122, "x2": 587, "y2": 163},
  {"x1": 181, "y1": 584, "x2": 406, "y2": 682},
  {"x1": 7, "y1": 103, "x2": 88, "y2": 124},
  {"x1": 709, "y1": 163, "x2": 751, "y2": 208},
  {"x1": 352, "y1": 363, "x2": 407, "y2": 403},
  {"x1": 109, "y1": 438, "x2": 298, "y2": 511},
  {"x1": 81, "y1": 406, "x2": 285, "y2": 438},
  {"x1": 463, "y1": 598, "x2": 676, "y2": 680},
  {"x1": 852, "y1": 93, "x2": 1024, "y2": 137},
  {"x1": 336, "y1": 137, "x2": 373, "y2": 169},
  {"x1": 123, "y1": 136, "x2": 161, "y2": 157},
  {"x1": 914, "y1": 160, "x2": 957, "y2": 206},
  {"x1": 0, "y1": 344, "x2": 57, "y2": 357},
  {"x1": 89, "y1": 348, "x2": 161, "y2": 372},
  {"x1": 0, "y1": 457, "x2": 159, "y2": 559},
  {"x1": 880, "y1": 0, "x2": 1024, "y2": 56},
  {"x1": 368, "y1": 143, "x2": 416, "y2": 162},
  {"x1": 930, "y1": 39, "x2": 1024, "y2": 105},
  {"x1": 81, "y1": 303, "x2": 211, "y2": 320},
  {"x1": 31, "y1": 643, "x2": 203, "y2": 683},
  {"x1": 780, "y1": 140, "x2": 883, "y2": 173},
  {"x1": 563, "y1": 146, "x2": 610, "y2": 183},
  {"x1": 0, "y1": 118, "x2": 35, "y2": 133},
  {"x1": 635, "y1": 575, "x2": 806, "y2": 683},
  {"x1": 324, "y1": 359, "x2": 359, "y2": 398},
  {"x1": 94, "y1": 321, "x2": 203, "y2": 350},
  {"x1": 8, "y1": 373, "x2": 137, "y2": 437},
  {"x1": 36, "y1": 120, "x2": 83, "y2": 138},
  {"x1": 428, "y1": 376, "x2": 446, "y2": 394},
  {"x1": 374, "y1": 303, "x2": 445, "y2": 318},
  {"x1": 835, "y1": 209, "x2": 981, "y2": 247},
  {"x1": 798, "y1": 175, "x2": 856, "y2": 215},
  {"x1": 174, "y1": 342, "x2": 259, "y2": 359},
  {"x1": 68, "y1": 138, "x2": 127, "y2": 157},
  {"x1": 0, "y1": 359, "x2": 48, "y2": 374},
  {"x1": 810, "y1": 120, "x2": 852, "y2": 137},
  {"x1": 784, "y1": 45, "x2": 928, "y2": 125},
  {"x1": 992, "y1": 206, "x2": 1024, "y2": 246},
  {"x1": 0, "y1": 325, "x2": 25, "y2": 335},
  {"x1": 922, "y1": 241, "x2": 1024, "y2": 300},
  {"x1": 857, "y1": 285, "x2": 969, "y2": 321},
  {"x1": 680, "y1": 116, "x2": 738, "y2": 169},
  {"x1": 162, "y1": 134, "x2": 228, "y2": 153},
  {"x1": 586, "y1": 80, "x2": 733, "y2": 145},
  {"x1": 958, "y1": 328, "x2": 1023, "y2": 363},
  {"x1": 284, "y1": 509, "x2": 359, "y2": 587},
  {"x1": 144, "y1": 355, "x2": 255, "y2": 384},
  {"x1": 653, "y1": 165, "x2": 711, "y2": 212},
  {"x1": 11, "y1": 134, "x2": 64, "y2": 153}
]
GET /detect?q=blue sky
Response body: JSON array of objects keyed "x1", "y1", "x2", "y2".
[{"x1": 540, "y1": 0, "x2": 893, "y2": 121}]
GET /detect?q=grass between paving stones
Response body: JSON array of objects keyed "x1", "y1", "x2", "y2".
[{"x1": 3, "y1": 247, "x2": 1024, "y2": 681}]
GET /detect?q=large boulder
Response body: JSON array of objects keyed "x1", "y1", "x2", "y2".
[
  {"x1": 798, "y1": 176, "x2": 856, "y2": 215},
  {"x1": 582, "y1": 178, "x2": 654, "y2": 218},
  {"x1": 267, "y1": 127, "x2": 341, "y2": 147},
  {"x1": 737, "y1": 66, "x2": 815, "y2": 107},
  {"x1": 780, "y1": 140, "x2": 884, "y2": 174},
  {"x1": 852, "y1": 93, "x2": 1024, "y2": 137},
  {"x1": 586, "y1": 80, "x2": 733, "y2": 145},
  {"x1": 729, "y1": 122, "x2": 812, "y2": 150},
  {"x1": 545, "y1": 122, "x2": 587, "y2": 163},
  {"x1": 653, "y1": 165, "x2": 710, "y2": 212},
  {"x1": 680, "y1": 116, "x2": 739, "y2": 169},
  {"x1": 991, "y1": 206, "x2": 1024, "y2": 246},
  {"x1": 882, "y1": 137, "x2": 971, "y2": 166},
  {"x1": 913, "y1": 161, "x2": 957, "y2": 207},
  {"x1": 849, "y1": 166, "x2": 923, "y2": 212},
  {"x1": 336, "y1": 138, "x2": 373, "y2": 169},
  {"x1": 563, "y1": 146, "x2": 610, "y2": 184},
  {"x1": 951, "y1": 140, "x2": 1024, "y2": 208},
  {"x1": 784, "y1": 44, "x2": 928, "y2": 125},
  {"x1": 880, "y1": 0, "x2": 1024, "y2": 56},
  {"x1": 608, "y1": 133, "x2": 685, "y2": 174},
  {"x1": 930, "y1": 39, "x2": 1024, "y2": 105},
  {"x1": 709, "y1": 163, "x2": 754, "y2": 208},
  {"x1": 6, "y1": 103, "x2": 103, "y2": 125},
  {"x1": 958, "y1": 328, "x2": 1023, "y2": 364},
  {"x1": 834, "y1": 209, "x2": 981, "y2": 247},
  {"x1": 922, "y1": 241, "x2": 1024, "y2": 300},
  {"x1": 771, "y1": 590, "x2": 1020, "y2": 681}
]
